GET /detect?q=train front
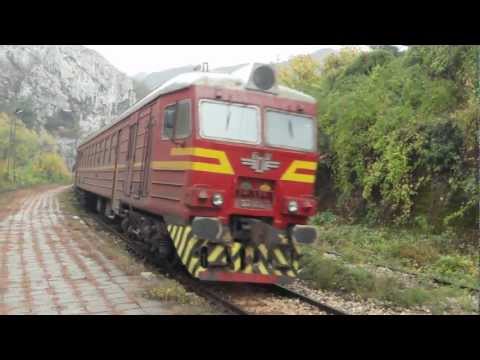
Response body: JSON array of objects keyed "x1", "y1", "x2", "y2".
[{"x1": 167, "y1": 64, "x2": 319, "y2": 284}]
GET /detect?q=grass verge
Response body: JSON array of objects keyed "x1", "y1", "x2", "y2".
[
  {"x1": 309, "y1": 213, "x2": 479, "y2": 290},
  {"x1": 299, "y1": 244, "x2": 478, "y2": 314}
]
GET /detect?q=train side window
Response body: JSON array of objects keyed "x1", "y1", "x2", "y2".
[{"x1": 163, "y1": 101, "x2": 191, "y2": 140}]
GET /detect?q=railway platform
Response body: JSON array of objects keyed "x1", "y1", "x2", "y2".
[{"x1": 0, "y1": 186, "x2": 172, "y2": 315}]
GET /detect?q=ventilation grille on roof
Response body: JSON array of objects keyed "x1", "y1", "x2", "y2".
[{"x1": 245, "y1": 63, "x2": 278, "y2": 94}]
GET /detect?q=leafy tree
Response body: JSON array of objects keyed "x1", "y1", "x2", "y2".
[
  {"x1": 277, "y1": 55, "x2": 322, "y2": 93},
  {"x1": 369, "y1": 45, "x2": 401, "y2": 56},
  {"x1": 0, "y1": 112, "x2": 70, "y2": 189},
  {"x1": 279, "y1": 45, "x2": 479, "y2": 232}
]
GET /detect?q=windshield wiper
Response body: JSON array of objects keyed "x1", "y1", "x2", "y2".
[
  {"x1": 288, "y1": 119, "x2": 294, "y2": 138},
  {"x1": 225, "y1": 105, "x2": 231, "y2": 131}
]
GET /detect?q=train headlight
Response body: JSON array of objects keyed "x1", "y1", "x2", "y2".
[
  {"x1": 288, "y1": 200, "x2": 299, "y2": 213},
  {"x1": 212, "y1": 193, "x2": 224, "y2": 207}
]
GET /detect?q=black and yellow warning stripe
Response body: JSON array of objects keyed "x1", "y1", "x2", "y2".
[
  {"x1": 166, "y1": 224, "x2": 299, "y2": 279},
  {"x1": 166, "y1": 224, "x2": 207, "y2": 278}
]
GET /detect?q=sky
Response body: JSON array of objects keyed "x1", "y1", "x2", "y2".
[{"x1": 84, "y1": 45, "x2": 356, "y2": 76}]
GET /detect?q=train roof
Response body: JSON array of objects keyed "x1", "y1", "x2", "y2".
[{"x1": 79, "y1": 63, "x2": 316, "y2": 147}]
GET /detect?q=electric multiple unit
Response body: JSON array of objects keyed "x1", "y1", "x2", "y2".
[{"x1": 74, "y1": 63, "x2": 320, "y2": 284}]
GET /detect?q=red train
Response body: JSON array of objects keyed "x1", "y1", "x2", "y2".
[{"x1": 74, "y1": 63, "x2": 319, "y2": 284}]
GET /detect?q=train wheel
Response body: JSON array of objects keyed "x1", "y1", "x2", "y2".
[{"x1": 120, "y1": 217, "x2": 130, "y2": 233}]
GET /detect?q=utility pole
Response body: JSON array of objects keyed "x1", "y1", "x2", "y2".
[{"x1": 10, "y1": 109, "x2": 23, "y2": 184}]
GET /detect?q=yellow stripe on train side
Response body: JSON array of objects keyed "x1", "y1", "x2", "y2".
[
  {"x1": 280, "y1": 160, "x2": 317, "y2": 184},
  {"x1": 150, "y1": 147, "x2": 234, "y2": 175}
]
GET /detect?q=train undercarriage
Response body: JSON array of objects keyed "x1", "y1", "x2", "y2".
[{"x1": 75, "y1": 188, "x2": 303, "y2": 284}]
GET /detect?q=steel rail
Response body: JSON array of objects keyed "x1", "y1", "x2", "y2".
[{"x1": 272, "y1": 284, "x2": 349, "y2": 315}]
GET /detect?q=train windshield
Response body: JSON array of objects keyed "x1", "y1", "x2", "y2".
[
  {"x1": 199, "y1": 100, "x2": 260, "y2": 143},
  {"x1": 265, "y1": 110, "x2": 315, "y2": 151}
]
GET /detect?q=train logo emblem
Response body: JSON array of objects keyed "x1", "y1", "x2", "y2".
[{"x1": 241, "y1": 152, "x2": 280, "y2": 173}]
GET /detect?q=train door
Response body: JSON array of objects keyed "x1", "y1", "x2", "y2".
[
  {"x1": 139, "y1": 108, "x2": 153, "y2": 197},
  {"x1": 125, "y1": 122, "x2": 138, "y2": 197},
  {"x1": 111, "y1": 129, "x2": 122, "y2": 211}
]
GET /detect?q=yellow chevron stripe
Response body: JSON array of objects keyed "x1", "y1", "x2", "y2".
[
  {"x1": 234, "y1": 257, "x2": 242, "y2": 271},
  {"x1": 188, "y1": 257, "x2": 199, "y2": 274},
  {"x1": 274, "y1": 269, "x2": 283, "y2": 276},
  {"x1": 231, "y1": 242, "x2": 242, "y2": 256},
  {"x1": 172, "y1": 147, "x2": 234, "y2": 175},
  {"x1": 244, "y1": 264, "x2": 253, "y2": 274},
  {"x1": 281, "y1": 160, "x2": 317, "y2": 184},
  {"x1": 182, "y1": 238, "x2": 197, "y2": 265},
  {"x1": 258, "y1": 262, "x2": 269, "y2": 275},
  {"x1": 167, "y1": 225, "x2": 172, "y2": 232},
  {"x1": 274, "y1": 249, "x2": 288, "y2": 265},
  {"x1": 208, "y1": 245, "x2": 224, "y2": 263},
  {"x1": 170, "y1": 226, "x2": 180, "y2": 247},
  {"x1": 258, "y1": 244, "x2": 268, "y2": 259},
  {"x1": 286, "y1": 270, "x2": 295, "y2": 277},
  {"x1": 177, "y1": 227, "x2": 190, "y2": 257}
]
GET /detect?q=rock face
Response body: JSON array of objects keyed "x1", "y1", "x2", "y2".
[{"x1": 0, "y1": 45, "x2": 135, "y2": 167}]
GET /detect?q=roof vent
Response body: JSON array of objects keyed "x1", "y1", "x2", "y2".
[
  {"x1": 193, "y1": 62, "x2": 209, "y2": 72},
  {"x1": 244, "y1": 63, "x2": 278, "y2": 94}
]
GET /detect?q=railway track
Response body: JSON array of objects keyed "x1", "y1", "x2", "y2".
[
  {"x1": 80, "y1": 208, "x2": 349, "y2": 315},
  {"x1": 271, "y1": 284, "x2": 349, "y2": 315}
]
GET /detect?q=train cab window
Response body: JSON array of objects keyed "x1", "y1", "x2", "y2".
[
  {"x1": 265, "y1": 110, "x2": 316, "y2": 152},
  {"x1": 163, "y1": 101, "x2": 191, "y2": 139},
  {"x1": 199, "y1": 100, "x2": 260, "y2": 144}
]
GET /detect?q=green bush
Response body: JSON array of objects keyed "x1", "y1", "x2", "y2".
[{"x1": 310, "y1": 210, "x2": 338, "y2": 226}]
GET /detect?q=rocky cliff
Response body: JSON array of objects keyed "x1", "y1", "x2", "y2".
[{"x1": 0, "y1": 45, "x2": 135, "y2": 167}]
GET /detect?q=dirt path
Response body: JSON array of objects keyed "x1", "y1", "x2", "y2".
[{"x1": 0, "y1": 185, "x2": 175, "y2": 315}]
